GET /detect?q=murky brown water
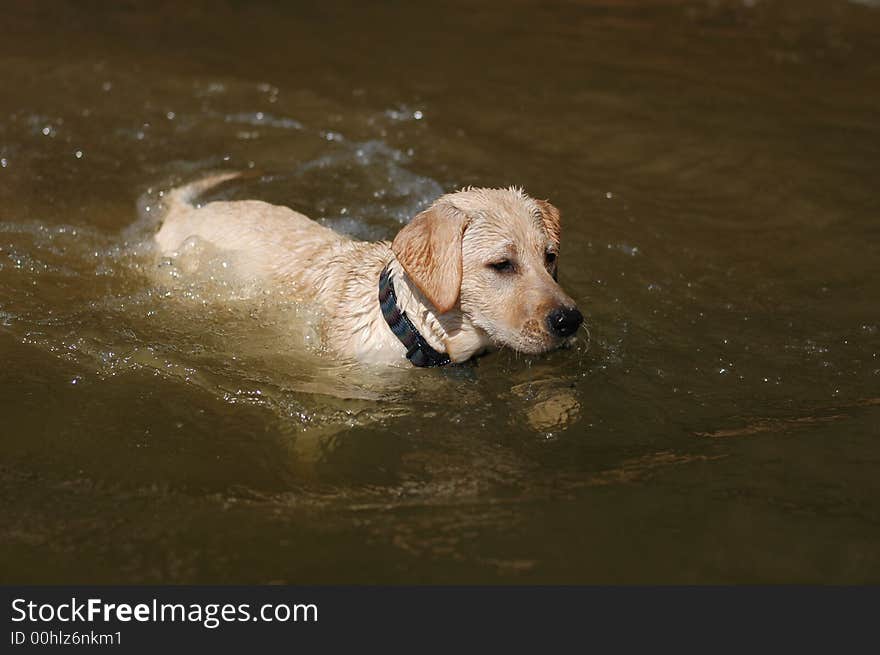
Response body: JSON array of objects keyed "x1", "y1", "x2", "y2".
[{"x1": 1, "y1": 0, "x2": 879, "y2": 583}]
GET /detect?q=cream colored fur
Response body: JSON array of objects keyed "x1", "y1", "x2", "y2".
[{"x1": 154, "y1": 173, "x2": 579, "y2": 367}]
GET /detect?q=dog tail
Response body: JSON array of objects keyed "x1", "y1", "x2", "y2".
[{"x1": 164, "y1": 171, "x2": 242, "y2": 213}]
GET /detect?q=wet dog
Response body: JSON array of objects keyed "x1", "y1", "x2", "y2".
[{"x1": 155, "y1": 173, "x2": 583, "y2": 367}]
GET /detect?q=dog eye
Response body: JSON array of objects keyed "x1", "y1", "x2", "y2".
[
  {"x1": 489, "y1": 259, "x2": 514, "y2": 273},
  {"x1": 545, "y1": 251, "x2": 557, "y2": 265}
]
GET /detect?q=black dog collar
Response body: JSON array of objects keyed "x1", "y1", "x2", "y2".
[{"x1": 378, "y1": 265, "x2": 451, "y2": 368}]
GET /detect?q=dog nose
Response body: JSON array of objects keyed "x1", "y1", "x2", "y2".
[{"x1": 546, "y1": 306, "x2": 583, "y2": 338}]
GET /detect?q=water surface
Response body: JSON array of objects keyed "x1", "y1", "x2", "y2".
[{"x1": 1, "y1": 0, "x2": 879, "y2": 583}]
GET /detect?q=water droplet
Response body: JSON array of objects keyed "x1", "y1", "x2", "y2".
[
  {"x1": 74, "y1": 150, "x2": 83, "y2": 159},
  {"x1": 413, "y1": 110, "x2": 424, "y2": 120},
  {"x1": 166, "y1": 111, "x2": 176, "y2": 120},
  {"x1": 605, "y1": 191, "x2": 614, "y2": 199},
  {"x1": 0, "y1": 158, "x2": 7, "y2": 168}
]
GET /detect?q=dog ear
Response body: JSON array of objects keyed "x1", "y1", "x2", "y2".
[
  {"x1": 391, "y1": 202, "x2": 468, "y2": 314},
  {"x1": 535, "y1": 199, "x2": 561, "y2": 247}
]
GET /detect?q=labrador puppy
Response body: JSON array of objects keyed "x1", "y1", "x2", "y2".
[{"x1": 154, "y1": 173, "x2": 583, "y2": 367}]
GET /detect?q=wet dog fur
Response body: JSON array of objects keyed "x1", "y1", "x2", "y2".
[{"x1": 155, "y1": 173, "x2": 582, "y2": 366}]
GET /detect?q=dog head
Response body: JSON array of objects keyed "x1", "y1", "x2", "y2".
[{"x1": 392, "y1": 187, "x2": 583, "y2": 355}]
